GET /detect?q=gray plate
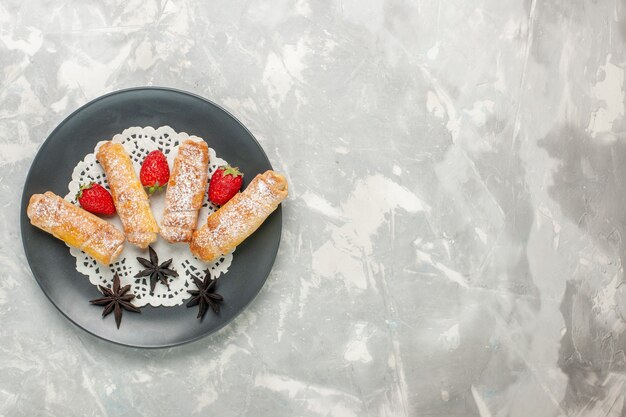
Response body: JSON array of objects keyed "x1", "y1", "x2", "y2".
[{"x1": 20, "y1": 87, "x2": 282, "y2": 348}]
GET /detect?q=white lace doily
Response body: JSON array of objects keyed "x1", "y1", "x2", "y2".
[{"x1": 64, "y1": 126, "x2": 233, "y2": 307}]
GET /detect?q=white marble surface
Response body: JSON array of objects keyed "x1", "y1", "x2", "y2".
[{"x1": 2, "y1": 0, "x2": 626, "y2": 415}]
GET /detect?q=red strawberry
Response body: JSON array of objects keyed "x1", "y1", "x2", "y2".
[
  {"x1": 140, "y1": 150, "x2": 170, "y2": 194},
  {"x1": 77, "y1": 183, "x2": 116, "y2": 215},
  {"x1": 209, "y1": 165, "x2": 244, "y2": 206}
]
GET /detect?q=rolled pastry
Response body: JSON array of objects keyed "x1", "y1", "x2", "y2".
[
  {"x1": 190, "y1": 170, "x2": 288, "y2": 262},
  {"x1": 160, "y1": 140, "x2": 209, "y2": 243},
  {"x1": 27, "y1": 192, "x2": 125, "y2": 265},
  {"x1": 96, "y1": 141, "x2": 159, "y2": 248}
]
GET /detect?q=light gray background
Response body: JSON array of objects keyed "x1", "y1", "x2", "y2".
[{"x1": 2, "y1": 0, "x2": 626, "y2": 416}]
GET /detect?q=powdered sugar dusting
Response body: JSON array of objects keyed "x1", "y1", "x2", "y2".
[
  {"x1": 191, "y1": 171, "x2": 288, "y2": 261},
  {"x1": 96, "y1": 141, "x2": 159, "y2": 247},
  {"x1": 161, "y1": 140, "x2": 210, "y2": 242},
  {"x1": 27, "y1": 192, "x2": 125, "y2": 265}
]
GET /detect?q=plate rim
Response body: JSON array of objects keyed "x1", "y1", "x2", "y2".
[{"x1": 20, "y1": 86, "x2": 283, "y2": 349}]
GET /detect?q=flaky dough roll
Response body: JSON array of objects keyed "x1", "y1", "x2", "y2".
[
  {"x1": 190, "y1": 170, "x2": 288, "y2": 262},
  {"x1": 96, "y1": 141, "x2": 159, "y2": 248},
  {"x1": 160, "y1": 140, "x2": 209, "y2": 243},
  {"x1": 27, "y1": 192, "x2": 125, "y2": 265}
]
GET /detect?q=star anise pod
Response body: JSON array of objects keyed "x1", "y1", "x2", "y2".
[
  {"x1": 134, "y1": 246, "x2": 179, "y2": 293},
  {"x1": 90, "y1": 273, "x2": 141, "y2": 328},
  {"x1": 186, "y1": 269, "x2": 224, "y2": 320}
]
